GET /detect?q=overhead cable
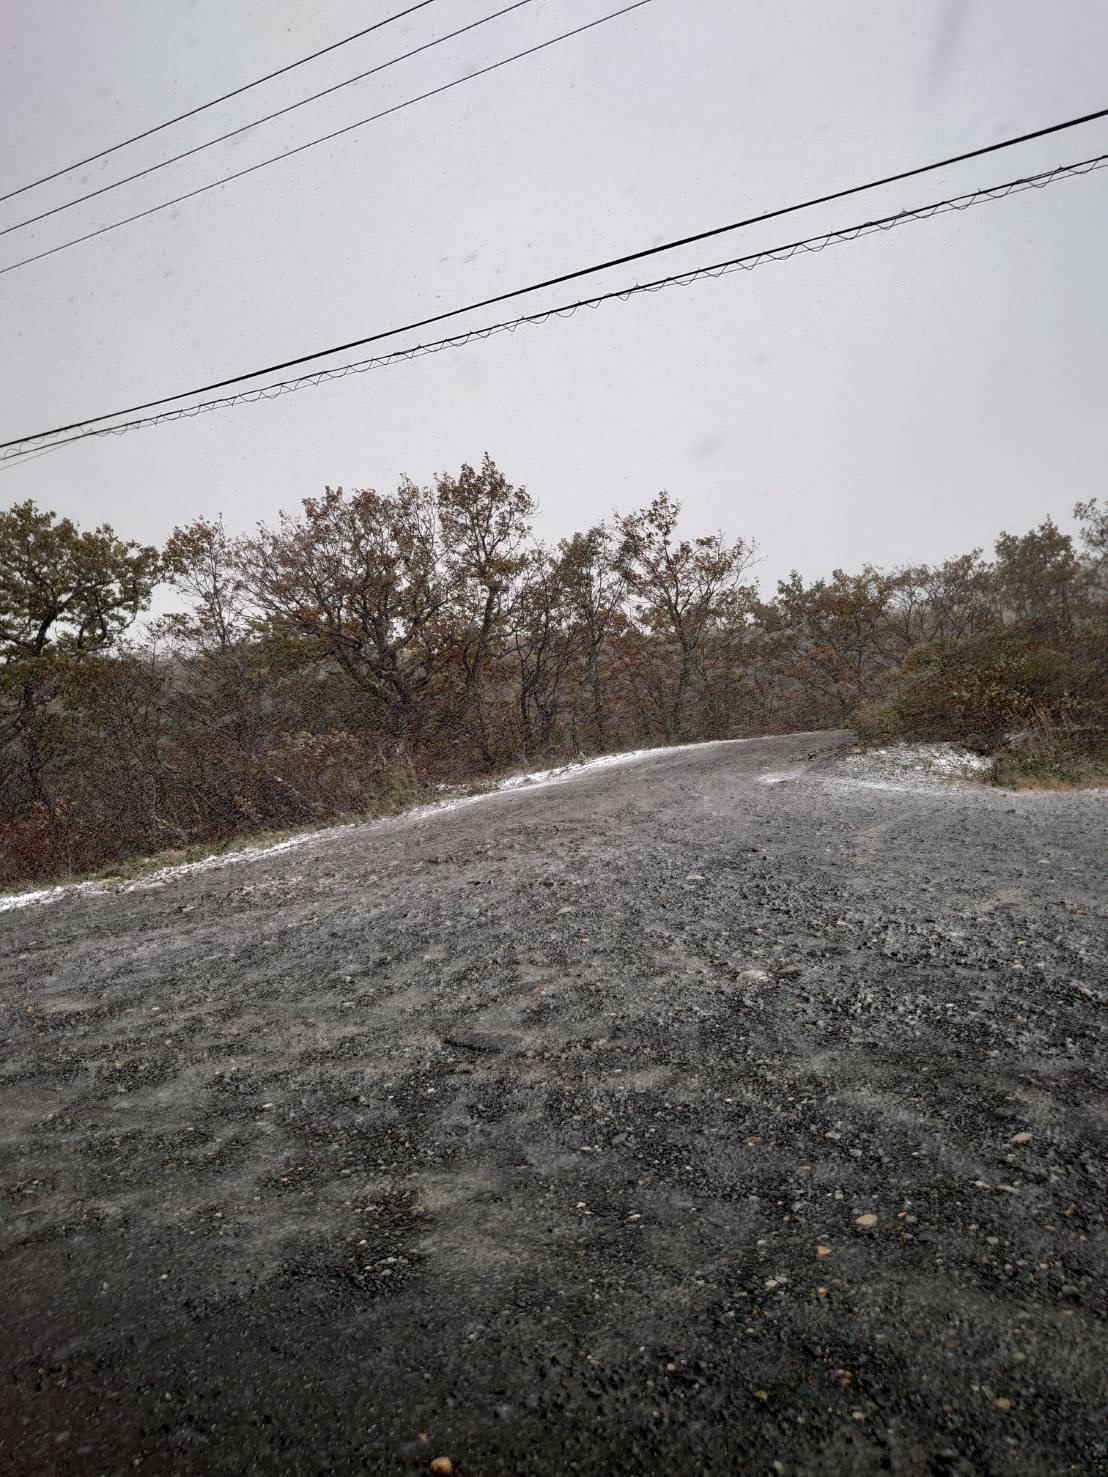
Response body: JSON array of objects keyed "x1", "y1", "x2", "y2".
[
  {"x1": 3, "y1": 151, "x2": 1103, "y2": 467},
  {"x1": 0, "y1": 0, "x2": 657, "y2": 278},
  {"x1": 3, "y1": 102, "x2": 1107, "y2": 446},
  {"x1": 0, "y1": 0, "x2": 540, "y2": 240},
  {"x1": 0, "y1": 0, "x2": 443, "y2": 206}
]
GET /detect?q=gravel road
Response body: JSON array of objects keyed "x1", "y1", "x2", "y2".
[{"x1": 3, "y1": 731, "x2": 1106, "y2": 1476}]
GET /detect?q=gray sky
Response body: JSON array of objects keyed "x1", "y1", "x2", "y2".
[{"x1": 2, "y1": 0, "x2": 1107, "y2": 595}]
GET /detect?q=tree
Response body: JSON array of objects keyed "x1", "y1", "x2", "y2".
[
  {"x1": 888, "y1": 552, "x2": 997, "y2": 649},
  {"x1": 162, "y1": 515, "x2": 252, "y2": 656},
  {"x1": 436, "y1": 456, "x2": 535, "y2": 743},
  {"x1": 0, "y1": 500, "x2": 159, "y2": 667},
  {"x1": 511, "y1": 548, "x2": 579, "y2": 755},
  {"x1": 159, "y1": 515, "x2": 275, "y2": 756},
  {"x1": 994, "y1": 518, "x2": 1082, "y2": 633},
  {"x1": 238, "y1": 481, "x2": 449, "y2": 739},
  {"x1": 769, "y1": 566, "x2": 902, "y2": 722},
  {"x1": 235, "y1": 460, "x2": 535, "y2": 762},
  {"x1": 556, "y1": 524, "x2": 626, "y2": 751},
  {"x1": 614, "y1": 492, "x2": 757, "y2": 740},
  {"x1": 0, "y1": 501, "x2": 159, "y2": 803},
  {"x1": 1074, "y1": 499, "x2": 1108, "y2": 604}
]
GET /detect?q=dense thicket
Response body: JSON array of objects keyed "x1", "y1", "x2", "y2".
[{"x1": 1, "y1": 460, "x2": 1104, "y2": 886}]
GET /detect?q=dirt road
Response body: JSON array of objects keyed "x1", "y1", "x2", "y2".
[{"x1": 3, "y1": 732, "x2": 1106, "y2": 1475}]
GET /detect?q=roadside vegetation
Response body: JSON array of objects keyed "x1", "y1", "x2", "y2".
[{"x1": 2, "y1": 464, "x2": 1105, "y2": 887}]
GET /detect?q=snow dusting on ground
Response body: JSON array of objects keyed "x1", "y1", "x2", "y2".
[
  {"x1": 0, "y1": 737, "x2": 1008, "y2": 915},
  {"x1": 0, "y1": 740, "x2": 737, "y2": 914},
  {"x1": 837, "y1": 742, "x2": 992, "y2": 793}
]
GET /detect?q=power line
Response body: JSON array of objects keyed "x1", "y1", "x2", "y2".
[
  {"x1": 0, "y1": 0, "x2": 540, "y2": 241},
  {"x1": 3, "y1": 151, "x2": 1104, "y2": 468},
  {"x1": 3, "y1": 102, "x2": 1106, "y2": 450},
  {"x1": 0, "y1": 0, "x2": 443, "y2": 207},
  {"x1": 0, "y1": 1, "x2": 656, "y2": 279}
]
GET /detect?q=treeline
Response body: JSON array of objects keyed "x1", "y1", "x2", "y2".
[{"x1": 1, "y1": 457, "x2": 1105, "y2": 887}]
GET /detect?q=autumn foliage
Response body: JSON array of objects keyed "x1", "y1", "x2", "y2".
[{"x1": 1, "y1": 462, "x2": 1105, "y2": 887}]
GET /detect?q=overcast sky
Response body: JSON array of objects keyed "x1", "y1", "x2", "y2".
[{"x1": 2, "y1": 0, "x2": 1107, "y2": 595}]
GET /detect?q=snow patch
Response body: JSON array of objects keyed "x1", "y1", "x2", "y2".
[
  {"x1": 838, "y1": 743, "x2": 991, "y2": 794},
  {"x1": 0, "y1": 884, "x2": 71, "y2": 913}
]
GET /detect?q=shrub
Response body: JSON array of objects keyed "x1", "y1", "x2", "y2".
[
  {"x1": 991, "y1": 709, "x2": 1108, "y2": 789},
  {"x1": 849, "y1": 621, "x2": 1106, "y2": 752}
]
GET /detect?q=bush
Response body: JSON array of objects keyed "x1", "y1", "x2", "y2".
[
  {"x1": 0, "y1": 730, "x2": 434, "y2": 890},
  {"x1": 991, "y1": 710, "x2": 1108, "y2": 789},
  {"x1": 850, "y1": 622, "x2": 1107, "y2": 753}
]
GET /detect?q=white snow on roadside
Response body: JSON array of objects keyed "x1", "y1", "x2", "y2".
[
  {"x1": 0, "y1": 883, "x2": 72, "y2": 913},
  {"x1": 836, "y1": 742, "x2": 992, "y2": 793},
  {"x1": 0, "y1": 739, "x2": 740, "y2": 914}
]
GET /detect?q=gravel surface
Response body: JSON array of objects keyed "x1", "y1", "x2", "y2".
[{"x1": 2, "y1": 730, "x2": 1106, "y2": 1476}]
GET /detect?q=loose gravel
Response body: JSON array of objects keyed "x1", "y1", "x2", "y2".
[{"x1": 2, "y1": 730, "x2": 1105, "y2": 1475}]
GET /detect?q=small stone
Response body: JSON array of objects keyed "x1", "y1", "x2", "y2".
[
  {"x1": 852, "y1": 1410, "x2": 866, "y2": 1421},
  {"x1": 686, "y1": 874, "x2": 706, "y2": 882},
  {"x1": 736, "y1": 968, "x2": 771, "y2": 985},
  {"x1": 1010, "y1": 1132, "x2": 1033, "y2": 1145},
  {"x1": 754, "y1": 1390, "x2": 769, "y2": 1402},
  {"x1": 429, "y1": 1459, "x2": 453, "y2": 1475},
  {"x1": 855, "y1": 1213, "x2": 878, "y2": 1229},
  {"x1": 994, "y1": 1397, "x2": 1012, "y2": 1412},
  {"x1": 816, "y1": 1245, "x2": 832, "y2": 1258}
]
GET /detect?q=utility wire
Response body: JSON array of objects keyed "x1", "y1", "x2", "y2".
[
  {"x1": 0, "y1": 1, "x2": 656, "y2": 279},
  {"x1": 0, "y1": 0, "x2": 443, "y2": 206},
  {"x1": 3, "y1": 151, "x2": 1104, "y2": 468},
  {"x1": 3, "y1": 102, "x2": 1106, "y2": 451},
  {"x1": 0, "y1": 0, "x2": 539, "y2": 241}
]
